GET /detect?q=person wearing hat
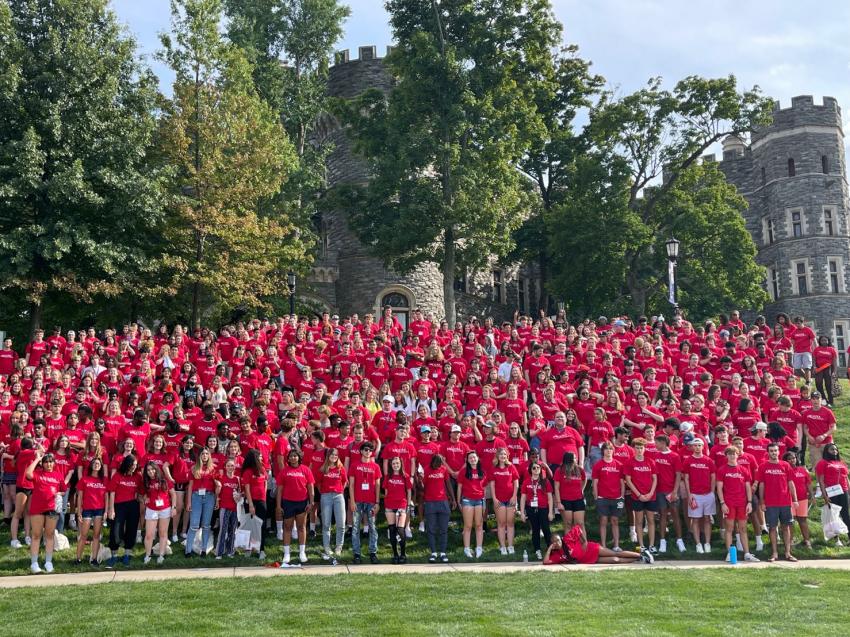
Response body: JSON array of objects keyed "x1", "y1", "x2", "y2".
[
  {"x1": 682, "y1": 437, "x2": 715, "y2": 553},
  {"x1": 371, "y1": 395, "x2": 398, "y2": 446},
  {"x1": 348, "y1": 442, "x2": 381, "y2": 564}
]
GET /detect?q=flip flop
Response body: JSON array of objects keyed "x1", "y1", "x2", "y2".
[
  {"x1": 767, "y1": 556, "x2": 777, "y2": 562},
  {"x1": 786, "y1": 555, "x2": 798, "y2": 562}
]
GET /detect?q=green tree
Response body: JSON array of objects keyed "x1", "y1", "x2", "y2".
[
  {"x1": 0, "y1": 0, "x2": 166, "y2": 335},
  {"x1": 157, "y1": 0, "x2": 304, "y2": 328},
  {"x1": 547, "y1": 76, "x2": 774, "y2": 316},
  {"x1": 335, "y1": 0, "x2": 561, "y2": 322},
  {"x1": 224, "y1": 0, "x2": 350, "y2": 288}
]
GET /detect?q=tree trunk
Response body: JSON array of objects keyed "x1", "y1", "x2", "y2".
[
  {"x1": 537, "y1": 251, "x2": 547, "y2": 312},
  {"x1": 443, "y1": 226, "x2": 456, "y2": 324},
  {"x1": 28, "y1": 298, "x2": 43, "y2": 338},
  {"x1": 626, "y1": 273, "x2": 647, "y2": 316},
  {"x1": 191, "y1": 229, "x2": 205, "y2": 330}
]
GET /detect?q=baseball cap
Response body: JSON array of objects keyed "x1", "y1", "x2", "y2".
[
  {"x1": 420, "y1": 425, "x2": 432, "y2": 433},
  {"x1": 450, "y1": 424, "x2": 461, "y2": 433},
  {"x1": 382, "y1": 395, "x2": 395, "y2": 404},
  {"x1": 754, "y1": 422, "x2": 768, "y2": 431},
  {"x1": 482, "y1": 421, "x2": 495, "y2": 428}
]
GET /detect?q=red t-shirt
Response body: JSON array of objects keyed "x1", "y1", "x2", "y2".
[
  {"x1": 489, "y1": 464, "x2": 520, "y2": 502},
  {"x1": 716, "y1": 464, "x2": 749, "y2": 507},
  {"x1": 541, "y1": 426, "x2": 582, "y2": 466},
  {"x1": 625, "y1": 457, "x2": 656, "y2": 497},
  {"x1": 218, "y1": 473, "x2": 242, "y2": 511},
  {"x1": 30, "y1": 468, "x2": 64, "y2": 514},
  {"x1": 277, "y1": 464, "x2": 316, "y2": 501},
  {"x1": 241, "y1": 468, "x2": 268, "y2": 502},
  {"x1": 109, "y1": 471, "x2": 141, "y2": 504},
  {"x1": 423, "y1": 465, "x2": 449, "y2": 502},
  {"x1": 521, "y1": 478, "x2": 551, "y2": 508},
  {"x1": 78, "y1": 475, "x2": 108, "y2": 510},
  {"x1": 650, "y1": 450, "x2": 681, "y2": 493},
  {"x1": 350, "y1": 461, "x2": 381, "y2": 504},
  {"x1": 382, "y1": 473, "x2": 412, "y2": 509},
  {"x1": 143, "y1": 480, "x2": 173, "y2": 511},
  {"x1": 791, "y1": 326, "x2": 816, "y2": 353},
  {"x1": 457, "y1": 469, "x2": 488, "y2": 500},
  {"x1": 803, "y1": 408, "x2": 836, "y2": 443},
  {"x1": 682, "y1": 455, "x2": 715, "y2": 495},
  {"x1": 591, "y1": 459, "x2": 623, "y2": 499},
  {"x1": 815, "y1": 459, "x2": 849, "y2": 492},
  {"x1": 317, "y1": 464, "x2": 347, "y2": 495},
  {"x1": 757, "y1": 461, "x2": 794, "y2": 507}
]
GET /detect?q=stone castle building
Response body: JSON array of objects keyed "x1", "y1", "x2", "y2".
[
  {"x1": 307, "y1": 46, "x2": 542, "y2": 329},
  {"x1": 716, "y1": 95, "x2": 850, "y2": 365}
]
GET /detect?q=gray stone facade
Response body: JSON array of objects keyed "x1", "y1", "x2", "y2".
[
  {"x1": 716, "y1": 95, "x2": 850, "y2": 352},
  {"x1": 307, "y1": 46, "x2": 540, "y2": 325}
]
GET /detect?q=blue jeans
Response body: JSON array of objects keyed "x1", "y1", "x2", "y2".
[
  {"x1": 321, "y1": 492, "x2": 346, "y2": 552},
  {"x1": 56, "y1": 490, "x2": 70, "y2": 532},
  {"x1": 186, "y1": 491, "x2": 215, "y2": 554},
  {"x1": 351, "y1": 502, "x2": 377, "y2": 556}
]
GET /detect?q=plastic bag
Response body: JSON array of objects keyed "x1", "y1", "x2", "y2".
[
  {"x1": 234, "y1": 529, "x2": 252, "y2": 551},
  {"x1": 236, "y1": 515, "x2": 263, "y2": 551},
  {"x1": 821, "y1": 502, "x2": 849, "y2": 540},
  {"x1": 53, "y1": 531, "x2": 71, "y2": 551},
  {"x1": 192, "y1": 532, "x2": 215, "y2": 555}
]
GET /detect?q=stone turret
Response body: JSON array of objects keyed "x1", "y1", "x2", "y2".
[{"x1": 719, "y1": 96, "x2": 850, "y2": 354}]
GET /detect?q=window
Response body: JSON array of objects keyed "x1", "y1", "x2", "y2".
[
  {"x1": 828, "y1": 257, "x2": 844, "y2": 294},
  {"x1": 822, "y1": 155, "x2": 829, "y2": 174},
  {"x1": 824, "y1": 207, "x2": 835, "y2": 236},
  {"x1": 787, "y1": 158, "x2": 796, "y2": 177},
  {"x1": 380, "y1": 291, "x2": 411, "y2": 331},
  {"x1": 791, "y1": 259, "x2": 811, "y2": 296},
  {"x1": 792, "y1": 210, "x2": 803, "y2": 237},
  {"x1": 762, "y1": 217, "x2": 775, "y2": 245},
  {"x1": 491, "y1": 270, "x2": 504, "y2": 303},
  {"x1": 769, "y1": 267, "x2": 780, "y2": 301},
  {"x1": 319, "y1": 218, "x2": 330, "y2": 258},
  {"x1": 835, "y1": 321, "x2": 849, "y2": 367}
]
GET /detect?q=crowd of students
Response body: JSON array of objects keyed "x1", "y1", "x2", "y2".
[{"x1": 0, "y1": 306, "x2": 847, "y2": 574}]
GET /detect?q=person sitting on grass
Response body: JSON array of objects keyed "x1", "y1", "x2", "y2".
[{"x1": 543, "y1": 526, "x2": 651, "y2": 565}]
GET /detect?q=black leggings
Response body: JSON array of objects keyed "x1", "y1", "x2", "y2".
[
  {"x1": 109, "y1": 500, "x2": 140, "y2": 551},
  {"x1": 815, "y1": 368, "x2": 835, "y2": 405},
  {"x1": 829, "y1": 492, "x2": 850, "y2": 531},
  {"x1": 525, "y1": 506, "x2": 552, "y2": 552}
]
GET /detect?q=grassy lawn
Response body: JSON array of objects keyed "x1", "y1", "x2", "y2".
[
  {"x1": 0, "y1": 379, "x2": 848, "y2": 575},
  {"x1": 0, "y1": 569, "x2": 847, "y2": 636}
]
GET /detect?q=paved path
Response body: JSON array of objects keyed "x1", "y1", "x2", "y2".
[{"x1": 1, "y1": 558, "x2": 849, "y2": 589}]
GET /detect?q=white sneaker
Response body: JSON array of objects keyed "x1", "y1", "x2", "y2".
[
  {"x1": 10, "y1": 539, "x2": 21, "y2": 549},
  {"x1": 418, "y1": 521, "x2": 425, "y2": 533},
  {"x1": 463, "y1": 547, "x2": 473, "y2": 558},
  {"x1": 24, "y1": 536, "x2": 31, "y2": 546},
  {"x1": 499, "y1": 546, "x2": 508, "y2": 556},
  {"x1": 30, "y1": 563, "x2": 42, "y2": 574},
  {"x1": 629, "y1": 528, "x2": 638, "y2": 543},
  {"x1": 258, "y1": 550, "x2": 266, "y2": 560},
  {"x1": 735, "y1": 537, "x2": 744, "y2": 552},
  {"x1": 744, "y1": 553, "x2": 760, "y2": 562},
  {"x1": 725, "y1": 552, "x2": 730, "y2": 563},
  {"x1": 171, "y1": 534, "x2": 178, "y2": 543},
  {"x1": 475, "y1": 546, "x2": 483, "y2": 558},
  {"x1": 702, "y1": 543, "x2": 711, "y2": 553},
  {"x1": 695, "y1": 543, "x2": 704, "y2": 554},
  {"x1": 535, "y1": 550, "x2": 543, "y2": 560},
  {"x1": 507, "y1": 546, "x2": 515, "y2": 555},
  {"x1": 755, "y1": 538, "x2": 764, "y2": 552},
  {"x1": 322, "y1": 552, "x2": 332, "y2": 561},
  {"x1": 143, "y1": 555, "x2": 151, "y2": 564},
  {"x1": 299, "y1": 549, "x2": 308, "y2": 563},
  {"x1": 658, "y1": 539, "x2": 667, "y2": 553},
  {"x1": 836, "y1": 539, "x2": 844, "y2": 547},
  {"x1": 156, "y1": 556, "x2": 164, "y2": 565},
  {"x1": 676, "y1": 538, "x2": 686, "y2": 553},
  {"x1": 612, "y1": 546, "x2": 623, "y2": 553},
  {"x1": 44, "y1": 561, "x2": 54, "y2": 573},
  {"x1": 405, "y1": 527, "x2": 413, "y2": 539}
]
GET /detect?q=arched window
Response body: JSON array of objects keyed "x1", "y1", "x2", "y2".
[{"x1": 380, "y1": 290, "x2": 412, "y2": 331}]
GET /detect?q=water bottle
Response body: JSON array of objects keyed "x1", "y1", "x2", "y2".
[
  {"x1": 522, "y1": 550, "x2": 528, "y2": 563},
  {"x1": 729, "y1": 545, "x2": 737, "y2": 565}
]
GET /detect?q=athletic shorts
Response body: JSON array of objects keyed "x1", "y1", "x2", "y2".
[
  {"x1": 560, "y1": 498, "x2": 586, "y2": 512},
  {"x1": 688, "y1": 492, "x2": 716, "y2": 518},
  {"x1": 145, "y1": 507, "x2": 172, "y2": 521},
  {"x1": 656, "y1": 491, "x2": 678, "y2": 508},
  {"x1": 16, "y1": 487, "x2": 32, "y2": 497},
  {"x1": 596, "y1": 497, "x2": 623, "y2": 517},
  {"x1": 725, "y1": 505, "x2": 748, "y2": 521},
  {"x1": 792, "y1": 352, "x2": 813, "y2": 370},
  {"x1": 791, "y1": 500, "x2": 809, "y2": 518},
  {"x1": 766, "y1": 505, "x2": 793, "y2": 528},
  {"x1": 631, "y1": 497, "x2": 658, "y2": 512},
  {"x1": 282, "y1": 498, "x2": 309, "y2": 519}
]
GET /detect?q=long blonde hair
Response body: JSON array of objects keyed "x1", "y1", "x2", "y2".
[{"x1": 193, "y1": 448, "x2": 215, "y2": 479}]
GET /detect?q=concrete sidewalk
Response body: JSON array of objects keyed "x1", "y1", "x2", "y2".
[{"x1": 1, "y1": 558, "x2": 849, "y2": 589}]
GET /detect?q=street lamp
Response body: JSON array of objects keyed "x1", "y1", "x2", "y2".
[
  {"x1": 665, "y1": 237, "x2": 680, "y2": 311},
  {"x1": 287, "y1": 271, "x2": 296, "y2": 317}
]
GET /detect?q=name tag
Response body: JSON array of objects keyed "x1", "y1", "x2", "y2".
[
  {"x1": 512, "y1": 458, "x2": 519, "y2": 464},
  {"x1": 361, "y1": 482, "x2": 369, "y2": 491},
  {"x1": 826, "y1": 484, "x2": 845, "y2": 498},
  {"x1": 530, "y1": 498, "x2": 538, "y2": 508},
  {"x1": 197, "y1": 488, "x2": 206, "y2": 496},
  {"x1": 155, "y1": 498, "x2": 165, "y2": 507}
]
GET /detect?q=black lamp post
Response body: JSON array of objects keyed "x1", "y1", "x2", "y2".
[
  {"x1": 287, "y1": 271, "x2": 296, "y2": 317},
  {"x1": 665, "y1": 237, "x2": 680, "y2": 312}
]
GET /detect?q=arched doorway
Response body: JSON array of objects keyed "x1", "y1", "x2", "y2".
[{"x1": 377, "y1": 288, "x2": 412, "y2": 331}]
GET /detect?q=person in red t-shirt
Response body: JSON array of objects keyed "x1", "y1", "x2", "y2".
[
  {"x1": 215, "y1": 458, "x2": 241, "y2": 558},
  {"x1": 75, "y1": 456, "x2": 108, "y2": 565},
  {"x1": 682, "y1": 437, "x2": 716, "y2": 553},
  {"x1": 317, "y1": 448, "x2": 347, "y2": 560},
  {"x1": 554, "y1": 451, "x2": 587, "y2": 537},
  {"x1": 814, "y1": 443, "x2": 850, "y2": 547},
  {"x1": 106, "y1": 455, "x2": 141, "y2": 567},
  {"x1": 24, "y1": 449, "x2": 66, "y2": 573},
  {"x1": 519, "y1": 462, "x2": 554, "y2": 559},
  {"x1": 813, "y1": 335, "x2": 838, "y2": 406},
  {"x1": 624, "y1": 438, "x2": 657, "y2": 553},
  {"x1": 715, "y1": 446, "x2": 757, "y2": 562},
  {"x1": 276, "y1": 448, "x2": 316, "y2": 565},
  {"x1": 141, "y1": 461, "x2": 175, "y2": 565},
  {"x1": 784, "y1": 451, "x2": 814, "y2": 549},
  {"x1": 591, "y1": 442, "x2": 625, "y2": 550},
  {"x1": 790, "y1": 317, "x2": 816, "y2": 383},
  {"x1": 423, "y1": 454, "x2": 456, "y2": 563},
  {"x1": 757, "y1": 443, "x2": 798, "y2": 562},
  {"x1": 382, "y1": 456, "x2": 412, "y2": 563},
  {"x1": 456, "y1": 450, "x2": 487, "y2": 559},
  {"x1": 348, "y1": 442, "x2": 381, "y2": 563},
  {"x1": 489, "y1": 447, "x2": 519, "y2": 555}
]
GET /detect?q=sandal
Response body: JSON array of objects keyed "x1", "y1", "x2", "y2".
[
  {"x1": 786, "y1": 555, "x2": 798, "y2": 562},
  {"x1": 767, "y1": 556, "x2": 777, "y2": 562}
]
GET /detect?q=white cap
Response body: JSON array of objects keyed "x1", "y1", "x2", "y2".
[{"x1": 382, "y1": 395, "x2": 395, "y2": 404}]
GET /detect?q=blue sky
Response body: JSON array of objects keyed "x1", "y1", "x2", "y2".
[{"x1": 112, "y1": 0, "x2": 850, "y2": 147}]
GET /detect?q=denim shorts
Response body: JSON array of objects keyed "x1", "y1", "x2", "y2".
[
  {"x1": 461, "y1": 497, "x2": 485, "y2": 508},
  {"x1": 82, "y1": 508, "x2": 105, "y2": 519}
]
